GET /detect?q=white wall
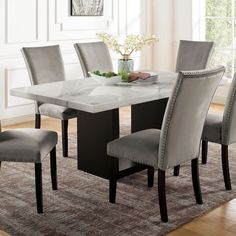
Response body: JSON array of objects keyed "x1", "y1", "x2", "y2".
[
  {"x1": 152, "y1": 0, "x2": 174, "y2": 71},
  {"x1": 0, "y1": 0, "x2": 152, "y2": 124},
  {"x1": 152, "y1": 0, "x2": 193, "y2": 71},
  {"x1": 173, "y1": 0, "x2": 193, "y2": 57}
]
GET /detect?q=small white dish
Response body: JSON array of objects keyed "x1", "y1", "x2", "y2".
[{"x1": 89, "y1": 72, "x2": 121, "y2": 85}]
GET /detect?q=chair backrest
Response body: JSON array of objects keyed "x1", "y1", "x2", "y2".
[
  {"x1": 175, "y1": 40, "x2": 214, "y2": 72},
  {"x1": 74, "y1": 42, "x2": 113, "y2": 77},
  {"x1": 222, "y1": 73, "x2": 236, "y2": 145},
  {"x1": 21, "y1": 45, "x2": 66, "y2": 85},
  {"x1": 158, "y1": 66, "x2": 225, "y2": 170}
]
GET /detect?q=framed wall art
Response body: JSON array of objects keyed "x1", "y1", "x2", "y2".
[{"x1": 71, "y1": 0, "x2": 104, "y2": 16}]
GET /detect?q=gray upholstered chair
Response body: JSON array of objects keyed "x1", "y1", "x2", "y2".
[
  {"x1": 107, "y1": 66, "x2": 225, "y2": 222},
  {"x1": 173, "y1": 40, "x2": 215, "y2": 176},
  {"x1": 21, "y1": 45, "x2": 78, "y2": 157},
  {"x1": 0, "y1": 121, "x2": 58, "y2": 213},
  {"x1": 201, "y1": 73, "x2": 236, "y2": 190},
  {"x1": 175, "y1": 40, "x2": 214, "y2": 72},
  {"x1": 74, "y1": 42, "x2": 113, "y2": 77}
]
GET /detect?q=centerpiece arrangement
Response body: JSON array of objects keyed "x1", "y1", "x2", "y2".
[
  {"x1": 90, "y1": 70, "x2": 158, "y2": 85},
  {"x1": 96, "y1": 32, "x2": 159, "y2": 74}
]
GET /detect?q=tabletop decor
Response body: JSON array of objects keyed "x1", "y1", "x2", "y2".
[
  {"x1": 96, "y1": 32, "x2": 159, "y2": 73},
  {"x1": 128, "y1": 72, "x2": 158, "y2": 83},
  {"x1": 89, "y1": 70, "x2": 121, "y2": 85}
]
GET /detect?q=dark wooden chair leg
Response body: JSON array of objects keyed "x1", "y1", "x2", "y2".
[
  {"x1": 109, "y1": 157, "x2": 118, "y2": 203},
  {"x1": 0, "y1": 161, "x2": 1, "y2": 169},
  {"x1": 191, "y1": 158, "x2": 203, "y2": 204},
  {"x1": 221, "y1": 145, "x2": 232, "y2": 190},
  {"x1": 35, "y1": 114, "x2": 41, "y2": 129},
  {"x1": 158, "y1": 169, "x2": 168, "y2": 222},
  {"x1": 147, "y1": 166, "x2": 154, "y2": 187},
  {"x1": 173, "y1": 165, "x2": 180, "y2": 176},
  {"x1": 35, "y1": 163, "x2": 43, "y2": 213},
  {"x1": 50, "y1": 147, "x2": 58, "y2": 190},
  {"x1": 202, "y1": 140, "x2": 208, "y2": 164},
  {"x1": 61, "y1": 120, "x2": 68, "y2": 157}
]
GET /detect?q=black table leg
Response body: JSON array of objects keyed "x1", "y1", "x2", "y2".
[
  {"x1": 131, "y1": 98, "x2": 168, "y2": 132},
  {"x1": 77, "y1": 109, "x2": 119, "y2": 179},
  {"x1": 77, "y1": 98, "x2": 169, "y2": 181},
  {"x1": 77, "y1": 109, "x2": 145, "y2": 180}
]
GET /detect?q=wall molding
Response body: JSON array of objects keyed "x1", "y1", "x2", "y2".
[
  {"x1": 5, "y1": 0, "x2": 40, "y2": 44},
  {"x1": 4, "y1": 68, "x2": 32, "y2": 109},
  {"x1": 47, "y1": 0, "x2": 114, "y2": 41}
]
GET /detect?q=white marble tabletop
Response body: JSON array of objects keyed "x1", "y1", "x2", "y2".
[{"x1": 10, "y1": 72, "x2": 178, "y2": 113}]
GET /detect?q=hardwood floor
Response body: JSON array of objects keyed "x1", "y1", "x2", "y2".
[
  {"x1": 168, "y1": 198, "x2": 236, "y2": 236},
  {"x1": 0, "y1": 231, "x2": 10, "y2": 236},
  {"x1": 2, "y1": 104, "x2": 236, "y2": 236}
]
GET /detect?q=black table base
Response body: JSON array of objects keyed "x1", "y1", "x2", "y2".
[
  {"x1": 131, "y1": 98, "x2": 169, "y2": 132},
  {"x1": 77, "y1": 98, "x2": 169, "y2": 180}
]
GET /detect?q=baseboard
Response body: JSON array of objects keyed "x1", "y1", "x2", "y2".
[{"x1": 1, "y1": 114, "x2": 35, "y2": 126}]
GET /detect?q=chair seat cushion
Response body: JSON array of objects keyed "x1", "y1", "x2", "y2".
[
  {"x1": 39, "y1": 103, "x2": 78, "y2": 120},
  {"x1": 0, "y1": 129, "x2": 58, "y2": 163},
  {"x1": 202, "y1": 113, "x2": 223, "y2": 143},
  {"x1": 107, "y1": 129, "x2": 160, "y2": 167}
]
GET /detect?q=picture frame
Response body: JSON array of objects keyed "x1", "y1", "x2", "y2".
[{"x1": 71, "y1": 0, "x2": 104, "y2": 16}]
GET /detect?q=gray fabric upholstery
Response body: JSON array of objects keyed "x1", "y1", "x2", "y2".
[
  {"x1": 74, "y1": 42, "x2": 113, "y2": 77},
  {"x1": 203, "y1": 73, "x2": 236, "y2": 145},
  {"x1": 222, "y1": 73, "x2": 236, "y2": 145},
  {"x1": 39, "y1": 103, "x2": 78, "y2": 120},
  {"x1": 21, "y1": 45, "x2": 77, "y2": 120},
  {"x1": 107, "y1": 66, "x2": 225, "y2": 170},
  {"x1": 107, "y1": 129, "x2": 160, "y2": 167},
  {"x1": 21, "y1": 45, "x2": 66, "y2": 85},
  {"x1": 158, "y1": 66, "x2": 224, "y2": 170},
  {"x1": 0, "y1": 128, "x2": 57, "y2": 163},
  {"x1": 175, "y1": 40, "x2": 214, "y2": 72},
  {"x1": 202, "y1": 113, "x2": 223, "y2": 144}
]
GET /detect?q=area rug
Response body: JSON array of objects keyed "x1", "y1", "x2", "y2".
[{"x1": 1, "y1": 124, "x2": 236, "y2": 235}]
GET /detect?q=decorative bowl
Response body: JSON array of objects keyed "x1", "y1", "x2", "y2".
[{"x1": 89, "y1": 72, "x2": 122, "y2": 85}]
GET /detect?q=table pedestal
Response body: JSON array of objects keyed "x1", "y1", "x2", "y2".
[
  {"x1": 131, "y1": 98, "x2": 169, "y2": 132},
  {"x1": 77, "y1": 98, "x2": 168, "y2": 180}
]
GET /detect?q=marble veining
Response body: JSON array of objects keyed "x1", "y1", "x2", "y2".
[{"x1": 10, "y1": 72, "x2": 178, "y2": 113}]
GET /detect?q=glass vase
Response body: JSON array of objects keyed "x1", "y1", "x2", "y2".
[{"x1": 118, "y1": 55, "x2": 134, "y2": 73}]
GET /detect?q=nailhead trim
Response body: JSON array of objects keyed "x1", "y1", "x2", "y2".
[
  {"x1": 222, "y1": 74, "x2": 236, "y2": 145},
  {"x1": 158, "y1": 66, "x2": 225, "y2": 170}
]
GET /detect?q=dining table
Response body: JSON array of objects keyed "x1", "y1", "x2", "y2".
[{"x1": 10, "y1": 72, "x2": 177, "y2": 181}]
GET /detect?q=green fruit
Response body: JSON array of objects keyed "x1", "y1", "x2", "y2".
[
  {"x1": 93, "y1": 70, "x2": 101, "y2": 76},
  {"x1": 93, "y1": 70, "x2": 118, "y2": 78},
  {"x1": 118, "y1": 71, "x2": 129, "y2": 82},
  {"x1": 106, "y1": 71, "x2": 115, "y2": 77}
]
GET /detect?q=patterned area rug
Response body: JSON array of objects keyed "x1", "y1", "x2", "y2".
[{"x1": 1, "y1": 124, "x2": 236, "y2": 235}]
